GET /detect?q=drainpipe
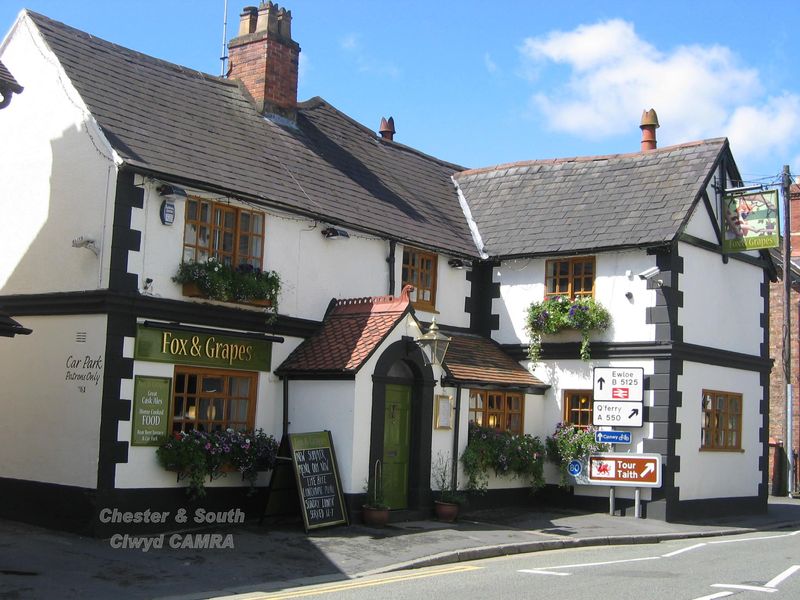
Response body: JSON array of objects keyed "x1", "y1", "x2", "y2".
[
  {"x1": 451, "y1": 385, "x2": 462, "y2": 490},
  {"x1": 283, "y1": 377, "x2": 290, "y2": 438},
  {"x1": 387, "y1": 240, "x2": 397, "y2": 296}
]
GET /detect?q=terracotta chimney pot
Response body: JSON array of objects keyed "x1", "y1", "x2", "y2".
[
  {"x1": 640, "y1": 108, "x2": 659, "y2": 152},
  {"x1": 379, "y1": 116, "x2": 395, "y2": 141}
]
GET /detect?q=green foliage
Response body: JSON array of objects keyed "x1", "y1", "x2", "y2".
[
  {"x1": 363, "y1": 460, "x2": 389, "y2": 509},
  {"x1": 545, "y1": 422, "x2": 609, "y2": 487},
  {"x1": 525, "y1": 296, "x2": 611, "y2": 363},
  {"x1": 156, "y1": 428, "x2": 279, "y2": 500},
  {"x1": 432, "y1": 452, "x2": 467, "y2": 505},
  {"x1": 173, "y1": 258, "x2": 280, "y2": 317},
  {"x1": 460, "y1": 423, "x2": 545, "y2": 494}
]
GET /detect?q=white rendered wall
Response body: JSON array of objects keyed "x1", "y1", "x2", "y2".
[
  {"x1": 115, "y1": 327, "x2": 303, "y2": 489},
  {"x1": 675, "y1": 362, "x2": 762, "y2": 499},
  {"x1": 0, "y1": 314, "x2": 105, "y2": 487},
  {"x1": 0, "y1": 15, "x2": 117, "y2": 294},
  {"x1": 678, "y1": 242, "x2": 763, "y2": 355},
  {"x1": 493, "y1": 250, "x2": 657, "y2": 346}
]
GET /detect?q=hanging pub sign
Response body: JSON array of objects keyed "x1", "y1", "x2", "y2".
[
  {"x1": 722, "y1": 189, "x2": 779, "y2": 253},
  {"x1": 134, "y1": 324, "x2": 272, "y2": 371}
]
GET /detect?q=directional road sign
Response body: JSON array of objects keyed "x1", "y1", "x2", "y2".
[
  {"x1": 595, "y1": 430, "x2": 632, "y2": 445},
  {"x1": 587, "y1": 453, "x2": 661, "y2": 487},
  {"x1": 593, "y1": 367, "x2": 644, "y2": 402},
  {"x1": 593, "y1": 401, "x2": 643, "y2": 427}
]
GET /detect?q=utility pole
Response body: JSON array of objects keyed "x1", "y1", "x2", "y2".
[{"x1": 781, "y1": 165, "x2": 795, "y2": 496}]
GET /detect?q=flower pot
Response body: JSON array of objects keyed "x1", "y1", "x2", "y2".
[
  {"x1": 182, "y1": 282, "x2": 205, "y2": 298},
  {"x1": 434, "y1": 500, "x2": 460, "y2": 523},
  {"x1": 362, "y1": 505, "x2": 390, "y2": 527}
]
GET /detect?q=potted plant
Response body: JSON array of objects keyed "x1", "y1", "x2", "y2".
[
  {"x1": 545, "y1": 422, "x2": 609, "y2": 487},
  {"x1": 432, "y1": 452, "x2": 466, "y2": 522},
  {"x1": 362, "y1": 459, "x2": 390, "y2": 527},
  {"x1": 525, "y1": 295, "x2": 611, "y2": 364},
  {"x1": 460, "y1": 423, "x2": 545, "y2": 493}
]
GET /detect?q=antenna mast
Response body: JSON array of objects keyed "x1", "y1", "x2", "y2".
[{"x1": 220, "y1": 0, "x2": 229, "y2": 76}]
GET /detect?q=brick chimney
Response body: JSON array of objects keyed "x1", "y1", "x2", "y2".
[
  {"x1": 640, "y1": 108, "x2": 659, "y2": 152},
  {"x1": 378, "y1": 116, "x2": 395, "y2": 141},
  {"x1": 227, "y1": 2, "x2": 300, "y2": 120}
]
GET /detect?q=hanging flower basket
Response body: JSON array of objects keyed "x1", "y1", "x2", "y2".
[{"x1": 524, "y1": 296, "x2": 611, "y2": 363}]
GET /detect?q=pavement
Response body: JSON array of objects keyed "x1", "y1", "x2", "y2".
[{"x1": 1, "y1": 496, "x2": 799, "y2": 599}]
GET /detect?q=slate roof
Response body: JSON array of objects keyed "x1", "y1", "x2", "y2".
[
  {"x1": 453, "y1": 139, "x2": 730, "y2": 258},
  {"x1": 276, "y1": 288, "x2": 413, "y2": 376},
  {"x1": 0, "y1": 59, "x2": 22, "y2": 94},
  {"x1": 442, "y1": 333, "x2": 546, "y2": 389},
  {"x1": 26, "y1": 11, "x2": 476, "y2": 257}
]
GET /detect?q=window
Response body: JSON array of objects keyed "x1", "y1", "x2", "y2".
[
  {"x1": 171, "y1": 367, "x2": 257, "y2": 433},
  {"x1": 701, "y1": 390, "x2": 742, "y2": 451},
  {"x1": 468, "y1": 390, "x2": 524, "y2": 434},
  {"x1": 183, "y1": 198, "x2": 265, "y2": 269},
  {"x1": 545, "y1": 257, "x2": 595, "y2": 299},
  {"x1": 563, "y1": 390, "x2": 593, "y2": 430},
  {"x1": 402, "y1": 247, "x2": 438, "y2": 311}
]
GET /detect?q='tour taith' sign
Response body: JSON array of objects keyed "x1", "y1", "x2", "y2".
[{"x1": 587, "y1": 453, "x2": 661, "y2": 488}]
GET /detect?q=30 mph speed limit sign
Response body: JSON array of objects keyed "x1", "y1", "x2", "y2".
[{"x1": 593, "y1": 367, "x2": 644, "y2": 402}]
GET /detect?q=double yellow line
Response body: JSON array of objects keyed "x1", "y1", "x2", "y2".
[{"x1": 235, "y1": 564, "x2": 480, "y2": 599}]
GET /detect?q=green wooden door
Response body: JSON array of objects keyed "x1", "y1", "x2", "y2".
[{"x1": 383, "y1": 384, "x2": 411, "y2": 509}]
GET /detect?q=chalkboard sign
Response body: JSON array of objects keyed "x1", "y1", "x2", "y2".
[{"x1": 288, "y1": 431, "x2": 348, "y2": 531}]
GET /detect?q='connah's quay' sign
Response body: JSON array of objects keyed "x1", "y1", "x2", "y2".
[{"x1": 134, "y1": 325, "x2": 271, "y2": 371}]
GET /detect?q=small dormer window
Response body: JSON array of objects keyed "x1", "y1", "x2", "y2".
[{"x1": 544, "y1": 256, "x2": 595, "y2": 299}]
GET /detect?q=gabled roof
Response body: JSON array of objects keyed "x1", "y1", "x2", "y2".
[
  {"x1": 442, "y1": 333, "x2": 547, "y2": 390},
  {"x1": 276, "y1": 288, "x2": 413, "y2": 377},
  {"x1": 453, "y1": 139, "x2": 729, "y2": 258},
  {"x1": 25, "y1": 11, "x2": 477, "y2": 257}
]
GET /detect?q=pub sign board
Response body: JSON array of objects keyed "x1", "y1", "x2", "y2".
[
  {"x1": 288, "y1": 431, "x2": 349, "y2": 532},
  {"x1": 134, "y1": 325, "x2": 271, "y2": 372},
  {"x1": 131, "y1": 376, "x2": 171, "y2": 446}
]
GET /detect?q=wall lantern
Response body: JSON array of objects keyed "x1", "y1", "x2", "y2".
[
  {"x1": 321, "y1": 226, "x2": 350, "y2": 239},
  {"x1": 157, "y1": 184, "x2": 187, "y2": 226},
  {"x1": 415, "y1": 317, "x2": 451, "y2": 367}
]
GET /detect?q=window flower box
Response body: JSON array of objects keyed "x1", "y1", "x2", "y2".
[
  {"x1": 156, "y1": 428, "x2": 279, "y2": 500},
  {"x1": 524, "y1": 295, "x2": 611, "y2": 363},
  {"x1": 173, "y1": 258, "x2": 280, "y2": 313}
]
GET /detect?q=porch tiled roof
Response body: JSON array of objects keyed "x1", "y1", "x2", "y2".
[
  {"x1": 443, "y1": 333, "x2": 546, "y2": 389},
  {"x1": 0, "y1": 59, "x2": 22, "y2": 94},
  {"x1": 276, "y1": 287, "x2": 413, "y2": 376}
]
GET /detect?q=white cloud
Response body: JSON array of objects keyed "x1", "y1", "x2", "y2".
[
  {"x1": 340, "y1": 33, "x2": 359, "y2": 51},
  {"x1": 484, "y1": 52, "x2": 497, "y2": 74},
  {"x1": 339, "y1": 33, "x2": 399, "y2": 78},
  {"x1": 520, "y1": 20, "x2": 800, "y2": 167}
]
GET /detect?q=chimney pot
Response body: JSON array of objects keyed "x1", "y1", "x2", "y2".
[
  {"x1": 238, "y1": 6, "x2": 259, "y2": 36},
  {"x1": 640, "y1": 108, "x2": 659, "y2": 152},
  {"x1": 379, "y1": 116, "x2": 395, "y2": 141}
]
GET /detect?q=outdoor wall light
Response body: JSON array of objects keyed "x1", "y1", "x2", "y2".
[
  {"x1": 321, "y1": 227, "x2": 350, "y2": 239},
  {"x1": 638, "y1": 266, "x2": 661, "y2": 281},
  {"x1": 447, "y1": 258, "x2": 471, "y2": 269},
  {"x1": 72, "y1": 236, "x2": 100, "y2": 257},
  {"x1": 415, "y1": 317, "x2": 451, "y2": 367}
]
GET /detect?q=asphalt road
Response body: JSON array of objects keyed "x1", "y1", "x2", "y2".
[{"x1": 226, "y1": 528, "x2": 800, "y2": 600}]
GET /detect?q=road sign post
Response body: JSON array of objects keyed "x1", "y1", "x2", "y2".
[
  {"x1": 593, "y1": 401, "x2": 643, "y2": 427},
  {"x1": 595, "y1": 430, "x2": 632, "y2": 445}
]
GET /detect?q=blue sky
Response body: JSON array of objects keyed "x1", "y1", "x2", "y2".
[{"x1": 2, "y1": 1, "x2": 800, "y2": 186}]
